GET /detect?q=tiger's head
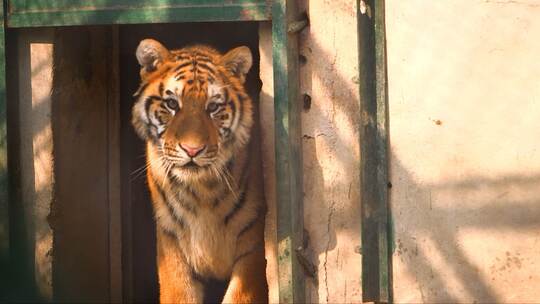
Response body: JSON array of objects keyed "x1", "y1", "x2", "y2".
[{"x1": 132, "y1": 39, "x2": 253, "y2": 181}]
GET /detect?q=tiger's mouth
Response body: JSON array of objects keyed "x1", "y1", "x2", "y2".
[
  {"x1": 170, "y1": 158, "x2": 213, "y2": 171},
  {"x1": 183, "y1": 161, "x2": 199, "y2": 168}
]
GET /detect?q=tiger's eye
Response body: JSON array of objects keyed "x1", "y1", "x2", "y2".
[
  {"x1": 165, "y1": 98, "x2": 179, "y2": 110},
  {"x1": 207, "y1": 102, "x2": 219, "y2": 113}
]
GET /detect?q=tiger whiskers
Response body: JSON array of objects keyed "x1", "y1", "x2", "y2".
[
  {"x1": 212, "y1": 163, "x2": 239, "y2": 200},
  {"x1": 131, "y1": 153, "x2": 166, "y2": 181},
  {"x1": 162, "y1": 160, "x2": 174, "y2": 189}
]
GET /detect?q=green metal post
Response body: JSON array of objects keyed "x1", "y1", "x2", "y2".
[
  {"x1": 272, "y1": 0, "x2": 305, "y2": 302},
  {"x1": 0, "y1": 0, "x2": 8, "y2": 297},
  {"x1": 358, "y1": 0, "x2": 391, "y2": 302}
]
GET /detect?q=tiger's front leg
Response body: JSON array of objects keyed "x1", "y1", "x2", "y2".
[
  {"x1": 222, "y1": 221, "x2": 268, "y2": 304},
  {"x1": 157, "y1": 230, "x2": 204, "y2": 303}
]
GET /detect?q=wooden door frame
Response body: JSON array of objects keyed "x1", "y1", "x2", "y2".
[{"x1": 0, "y1": 0, "x2": 307, "y2": 302}]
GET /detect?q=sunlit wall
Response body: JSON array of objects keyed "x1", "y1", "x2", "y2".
[{"x1": 387, "y1": 1, "x2": 540, "y2": 302}]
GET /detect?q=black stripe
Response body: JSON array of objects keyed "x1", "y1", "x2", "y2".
[
  {"x1": 144, "y1": 97, "x2": 153, "y2": 116},
  {"x1": 197, "y1": 62, "x2": 216, "y2": 75},
  {"x1": 133, "y1": 82, "x2": 149, "y2": 97},
  {"x1": 169, "y1": 173, "x2": 199, "y2": 200},
  {"x1": 194, "y1": 54, "x2": 212, "y2": 62},
  {"x1": 237, "y1": 210, "x2": 261, "y2": 238},
  {"x1": 147, "y1": 125, "x2": 158, "y2": 144},
  {"x1": 228, "y1": 93, "x2": 235, "y2": 112},
  {"x1": 175, "y1": 54, "x2": 191, "y2": 61},
  {"x1": 223, "y1": 89, "x2": 230, "y2": 104},
  {"x1": 157, "y1": 128, "x2": 166, "y2": 138},
  {"x1": 168, "y1": 172, "x2": 199, "y2": 214},
  {"x1": 205, "y1": 177, "x2": 220, "y2": 189},
  {"x1": 161, "y1": 227, "x2": 178, "y2": 239},
  {"x1": 150, "y1": 177, "x2": 186, "y2": 229},
  {"x1": 159, "y1": 82, "x2": 164, "y2": 96},
  {"x1": 174, "y1": 69, "x2": 186, "y2": 79},
  {"x1": 226, "y1": 159, "x2": 234, "y2": 172},
  {"x1": 212, "y1": 185, "x2": 229, "y2": 208},
  {"x1": 155, "y1": 109, "x2": 169, "y2": 125},
  {"x1": 236, "y1": 93, "x2": 246, "y2": 127},
  {"x1": 237, "y1": 93, "x2": 247, "y2": 103},
  {"x1": 195, "y1": 57, "x2": 212, "y2": 64},
  {"x1": 147, "y1": 95, "x2": 162, "y2": 101},
  {"x1": 224, "y1": 189, "x2": 247, "y2": 225},
  {"x1": 239, "y1": 147, "x2": 251, "y2": 186},
  {"x1": 144, "y1": 96, "x2": 162, "y2": 121},
  {"x1": 181, "y1": 85, "x2": 187, "y2": 99},
  {"x1": 218, "y1": 69, "x2": 229, "y2": 83},
  {"x1": 233, "y1": 247, "x2": 257, "y2": 266},
  {"x1": 174, "y1": 61, "x2": 192, "y2": 72}
]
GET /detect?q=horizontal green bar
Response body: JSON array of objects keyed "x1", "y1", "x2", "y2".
[
  {"x1": 7, "y1": 4, "x2": 271, "y2": 27},
  {"x1": 9, "y1": 0, "x2": 267, "y2": 12}
]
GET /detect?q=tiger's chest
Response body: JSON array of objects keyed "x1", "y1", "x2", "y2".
[
  {"x1": 180, "y1": 207, "x2": 237, "y2": 279},
  {"x1": 149, "y1": 165, "x2": 247, "y2": 279}
]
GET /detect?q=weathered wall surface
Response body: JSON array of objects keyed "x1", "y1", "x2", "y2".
[
  {"x1": 260, "y1": 1, "x2": 362, "y2": 303},
  {"x1": 387, "y1": 1, "x2": 540, "y2": 303},
  {"x1": 17, "y1": 31, "x2": 54, "y2": 300},
  {"x1": 298, "y1": 1, "x2": 362, "y2": 303}
]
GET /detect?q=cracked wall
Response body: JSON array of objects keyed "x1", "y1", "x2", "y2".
[
  {"x1": 299, "y1": 1, "x2": 362, "y2": 302},
  {"x1": 387, "y1": 1, "x2": 540, "y2": 302},
  {"x1": 260, "y1": 1, "x2": 362, "y2": 303}
]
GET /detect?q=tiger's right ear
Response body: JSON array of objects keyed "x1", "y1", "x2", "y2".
[{"x1": 136, "y1": 39, "x2": 170, "y2": 73}]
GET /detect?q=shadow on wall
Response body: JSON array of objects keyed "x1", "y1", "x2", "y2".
[
  {"x1": 292, "y1": 3, "x2": 363, "y2": 301},
  {"x1": 285, "y1": 18, "x2": 540, "y2": 302},
  {"x1": 390, "y1": 154, "x2": 540, "y2": 303}
]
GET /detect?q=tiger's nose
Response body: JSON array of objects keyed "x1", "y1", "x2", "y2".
[{"x1": 180, "y1": 143, "x2": 205, "y2": 157}]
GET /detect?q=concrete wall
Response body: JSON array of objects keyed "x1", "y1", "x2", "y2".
[
  {"x1": 260, "y1": 1, "x2": 363, "y2": 303},
  {"x1": 298, "y1": 1, "x2": 362, "y2": 303},
  {"x1": 387, "y1": 1, "x2": 540, "y2": 303}
]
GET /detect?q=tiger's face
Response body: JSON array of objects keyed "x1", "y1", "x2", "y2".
[{"x1": 132, "y1": 39, "x2": 253, "y2": 181}]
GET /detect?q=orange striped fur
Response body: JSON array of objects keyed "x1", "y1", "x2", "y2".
[{"x1": 131, "y1": 39, "x2": 268, "y2": 303}]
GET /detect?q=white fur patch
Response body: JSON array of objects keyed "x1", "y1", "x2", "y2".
[
  {"x1": 164, "y1": 75, "x2": 185, "y2": 110},
  {"x1": 207, "y1": 83, "x2": 226, "y2": 104}
]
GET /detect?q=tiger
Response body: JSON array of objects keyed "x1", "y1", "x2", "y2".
[{"x1": 131, "y1": 39, "x2": 268, "y2": 303}]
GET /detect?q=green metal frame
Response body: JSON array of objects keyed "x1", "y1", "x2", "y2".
[
  {"x1": 272, "y1": 0, "x2": 304, "y2": 303},
  {"x1": 0, "y1": 0, "x2": 310, "y2": 302},
  {"x1": 358, "y1": 0, "x2": 392, "y2": 303},
  {"x1": 0, "y1": 0, "x2": 7, "y2": 287},
  {"x1": 7, "y1": 2, "x2": 270, "y2": 27}
]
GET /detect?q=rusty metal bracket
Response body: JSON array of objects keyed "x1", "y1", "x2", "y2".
[{"x1": 287, "y1": 14, "x2": 309, "y2": 34}]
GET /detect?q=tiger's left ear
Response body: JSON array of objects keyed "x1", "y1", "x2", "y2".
[
  {"x1": 221, "y1": 46, "x2": 253, "y2": 84},
  {"x1": 136, "y1": 39, "x2": 170, "y2": 74}
]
